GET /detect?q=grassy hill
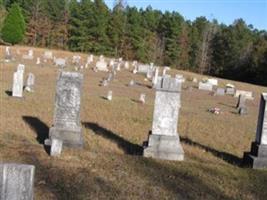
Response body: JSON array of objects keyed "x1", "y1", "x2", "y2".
[{"x1": 0, "y1": 46, "x2": 267, "y2": 200}]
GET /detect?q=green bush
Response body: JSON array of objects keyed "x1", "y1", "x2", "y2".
[{"x1": 1, "y1": 3, "x2": 25, "y2": 44}]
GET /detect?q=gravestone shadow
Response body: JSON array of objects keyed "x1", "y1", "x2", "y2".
[
  {"x1": 22, "y1": 116, "x2": 50, "y2": 155},
  {"x1": 218, "y1": 102, "x2": 236, "y2": 108},
  {"x1": 83, "y1": 122, "x2": 143, "y2": 155},
  {"x1": 180, "y1": 136, "x2": 242, "y2": 166},
  {"x1": 5, "y1": 90, "x2": 12, "y2": 96}
]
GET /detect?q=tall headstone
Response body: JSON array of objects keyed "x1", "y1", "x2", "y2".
[
  {"x1": 243, "y1": 93, "x2": 267, "y2": 168},
  {"x1": 143, "y1": 77, "x2": 184, "y2": 161},
  {"x1": 25, "y1": 73, "x2": 35, "y2": 92},
  {"x1": 5, "y1": 47, "x2": 12, "y2": 61},
  {"x1": 12, "y1": 64, "x2": 25, "y2": 98},
  {"x1": 45, "y1": 72, "x2": 84, "y2": 149},
  {"x1": 152, "y1": 67, "x2": 159, "y2": 86},
  {"x1": 0, "y1": 163, "x2": 35, "y2": 200}
]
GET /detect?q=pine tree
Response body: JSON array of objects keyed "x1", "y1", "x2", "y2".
[{"x1": 1, "y1": 3, "x2": 25, "y2": 44}]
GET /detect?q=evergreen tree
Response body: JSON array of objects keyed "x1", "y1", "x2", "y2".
[{"x1": 1, "y1": 3, "x2": 25, "y2": 44}]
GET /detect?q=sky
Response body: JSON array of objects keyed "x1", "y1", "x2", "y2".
[{"x1": 104, "y1": 0, "x2": 267, "y2": 30}]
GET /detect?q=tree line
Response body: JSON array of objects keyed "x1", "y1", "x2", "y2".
[{"x1": 0, "y1": 0, "x2": 267, "y2": 86}]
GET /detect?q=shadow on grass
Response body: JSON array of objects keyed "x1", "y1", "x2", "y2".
[
  {"x1": 5, "y1": 90, "x2": 12, "y2": 96},
  {"x1": 180, "y1": 136, "x2": 242, "y2": 166},
  {"x1": 218, "y1": 102, "x2": 236, "y2": 108},
  {"x1": 19, "y1": 151, "x2": 121, "y2": 200},
  {"x1": 22, "y1": 116, "x2": 50, "y2": 155},
  {"x1": 82, "y1": 122, "x2": 143, "y2": 155}
]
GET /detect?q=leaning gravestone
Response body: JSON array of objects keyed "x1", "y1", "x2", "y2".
[
  {"x1": 45, "y1": 72, "x2": 84, "y2": 152},
  {"x1": 12, "y1": 64, "x2": 25, "y2": 98},
  {"x1": 243, "y1": 93, "x2": 267, "y2": 169},
  {"x1": 143, "y1": 77, "x2": 184, "y2": 161},
  {"x1": 0, "y1": 163, "x2": 35, "y2": 200}
]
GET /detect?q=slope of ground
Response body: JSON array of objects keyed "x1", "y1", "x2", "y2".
[{"x1": 0, "y1": 46, "x2": 267, "y2": 200}]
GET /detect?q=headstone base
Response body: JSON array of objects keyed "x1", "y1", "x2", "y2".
[
  {"x1": 45, "y1": 126, "x2": 83, "y2": 148},
  {"x1": 143, "y1": 134, "x2": 184, "y2": 161},
  {"x1": 243, "y1": 142, "x2": 267, "y2": 169}
]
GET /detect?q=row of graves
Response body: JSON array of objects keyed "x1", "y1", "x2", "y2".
[{"x1": 1, "y1": 46, "x2": 267, "y2": 199}]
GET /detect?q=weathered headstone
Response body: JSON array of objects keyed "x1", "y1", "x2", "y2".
[
  {"x1": 12, "y1": 64, "x2": 25, "y2": 98},
  {"x1": 25, "y1": 73, "x2": 35, "y2": 92},
  {"x1": 143, "y1": 77, "x2": 184, "y2": 161},
  {"x1": 243, "y1": 93, "x2": 267, "y2": 168},
  {"x1": 198, "y1": 82, "x2": 213, "y2": 91},
  {"x1": 45, "y1": 72, "x2": 84, "y2": 149},
  {"x1": 236, "y1": 94, "x2": 246, "y2": 109},
  {"x1": 0, "y1": 163, "x2": 35, "y2": 200}
]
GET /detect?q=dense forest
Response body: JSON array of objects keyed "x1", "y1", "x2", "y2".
[{"x1": 0, "y1": 0, "x2": 267, "y2": 86}]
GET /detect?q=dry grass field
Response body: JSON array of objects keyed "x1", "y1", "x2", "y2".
[{"x1": 0, "y1": 45, "x2": 267, "y2": 200}]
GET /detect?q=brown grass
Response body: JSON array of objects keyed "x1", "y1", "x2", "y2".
[{"x1": 0, "y1": 45, "x2": 267, "y2": 200}]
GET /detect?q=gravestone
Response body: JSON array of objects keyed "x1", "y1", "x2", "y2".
[
  {"x1": 87, "y1": 54, "x2": 93, "y2": 64},
  {"x1": 124, "y1": 61, "x2": 129, "y2": 69},
  {"x1": 12, "y1": 64, "x2": 25, "y2": 98},
  {"x1": 72, "y1": 55, "x2": 81, "y2": 65},
  {"x1": 5, "y1": 46, "x2": 12, "y2": 61},
  {"x1": 22, "y1": 49, "x2": 34, "y2": 60},
  {"x1": 43, "y1": 51, "x2": 53, "y2": 60},
  {"x1": 139, "y1": 93, "x2": 146, "y2": 104},
  {"x1": 198, "y1": 82, "x2": 213, "y2": 91},
  {"x1": 137, "y1": 64, "x2": 150, "y2": 74},
  {"x1": 36, "y1": 57, "x2": 41, "y2": 65},
  {"x1": 215, "y1": 88, "x2": 225, "y2": 96},
  {"x1": 45, "y1": 72, "x2": 84, "y2": 149},
  {"x1": 152, "y1": 67, "x2": 159, "y2": 86},
  {"x1": 162, "y1": 67, "x2": 170, "y2": 76},
  {"x1": 146, "y1": 66, "x2": 154, "y2": 79},
  {"x1": 175, "y1": 74, "x2": 185, "y2": 83},
  {"x1": 54, "y1": 58, "x2": 66, "y2": 68},
  {"x1": 25, "y1": 73, "x2": 35, "y2": 92},
  {"x1": 243, "y1": 93, "x2": 267, "y2": 169},
  {"x1": 143, "y1": 77, "x2": 184, "y2": 161},
  {"x1": 225, "y1": 87, "x2": 235, "y2": 95},
  {"x1": 207, "y1": 78, "x2": 218, "y2": 86},
  {"x1": 128, "y1": 80, "x2": 135, "y2": 87},
  {"x1": 236, "y1": 94, "x2": 246, "y2": 109},
  {"x1": 95, "y1": 61, "x2": 108, "y2": 72},
  {"x1": 235, "y1": 90, "x2": 253, "y2": 100},
  {"x1": 107, "y1": 91, "x2": 112, "y2": 101},
  {"x1": 50, "y1": 139, "x2": 63, "y2": 157},
  {"x1": 0, "y1": 163, "x2": 35, "y2": 200}
]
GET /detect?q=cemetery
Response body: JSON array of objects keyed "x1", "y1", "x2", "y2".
[{"x1": 0, "y1": 45, "x2": 266, "y2": 199}]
